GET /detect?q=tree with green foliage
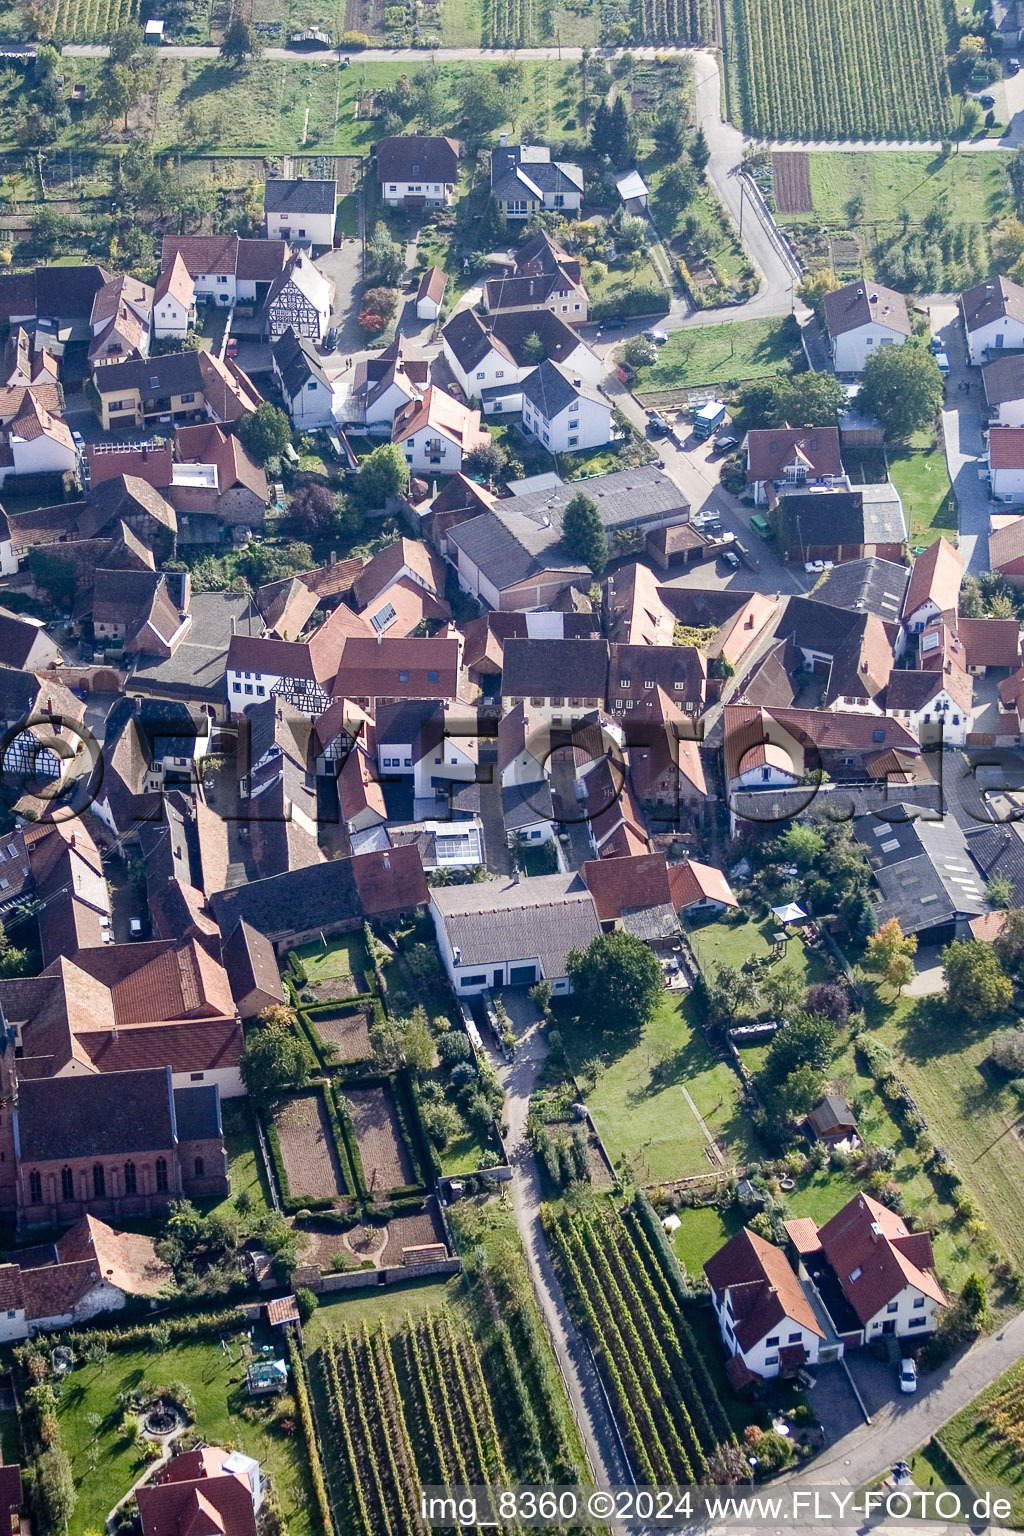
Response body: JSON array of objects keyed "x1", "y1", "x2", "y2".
[
  {"x1": 657, "y1": 164, "x2": 698, "y2": 218},
  {"x1": 995, "y1": 907, "x2": 1024, "y2": 979},
  {"x1": 590, "y1": 99, "x2": 612, "y2": 158},
  {"x1": 239, "y1": 541, "x2": 314, "y2": 588},
  {"x1": 566, "y1": 930, "x2": 662, "y2": 1034},
  {"x1": 221, "y1": 14, "x2": 261, "y2": 66},
  {"x1": 521, "y1": 330, "x2": 546, "y2": 365},
  {"x1": 295, "y1": 1287, "x2": 319, "y2": 1323},
  {"x1": 236, "y1": 402, "x2": 290, "y2": 464},
  {"x1": 690, "y1": 127, "x2": 710, "y2": 174},
  {"x1": 986, "y1": 875, "x2": 1014, "y2": 910},
  {"x1": 622, "y1": 335, "x2": 658, "y2": 370},
  {"x1": 355, "y1": 441, "x2": 409, "y2": 509},
  {"x1": 797, "y1": 268, "x2": 840, "y2": 325},
  {"x1": 858, "y1": 342, "x2": 943, "y2": 443},
  {"x1": 239, "y1": 1013, "x2": 312, "y2": 1104},
  {"x1": 606, "y1": 94, "x2": 636, "y2": 167},
  {"x1": 761, "y1": 1011, "x2": 836, "y2": 1085},
  {"x1": 942, "y1": 938, "x2": 1013, "y2": 1023},
  {"x1": 463, "y1": 439, "x2": 507, "y2": 482},
  {"x1": 458, "y1": 72, "x2": 506, "y2": 144},
  {"x1": 561, "y1": 490, "x2": 608, "y2": 576},
  {"x1": 779, "y1": 822, "x2": 826, "y2": 869},
  {"x1": 108, "y1": 21, "x2": 145, "y2": 61},
  {"x1": 736, "y1": 370, "x2": 848, "y2": 431},
  {"x1": 411, "y1": 66, "x2": 446, "y2": 130},
  {"x1": 769, "y1": 1062, "x2": 824, "y2": 1121},
  {"x1": 960, "y1": 1271, "x2": 989, "y2": 1331},
  {"x1": 37, "y1": 1444, "x2": 75, "y2": 1530},
  {"x1": 653, "y1": 110, "x2": 684, "y2": 159},
  {"x1": 367, "y1": 220, "x2": 405, "y2": 286}
]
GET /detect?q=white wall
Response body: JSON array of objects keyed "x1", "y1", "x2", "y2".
[
  {"x1": 172, "y1": 1065, "x2": 244, "y2": 1099},
  {"x1": 228, "y1": 669, "x2": 278, "y2": 705},
  {"x1": 443, "y1": 338, "x2": 524, "y2": 399},
  {"x1": 153, "y1": 296, "x2": 190, "y2": 340},
  {"x1": 266, "y1": 209, "x2": 336, "y2": 247},
  {"x1": 992, "y1": 464, "x2": 1024, "y2": 504},
  {"x1": 712, "y1": 1288, "x2": 823, "y2": 1379},
  {"x1": 832, "y1": 325, "x2": 905, "y2": 375},
  {"x1": 863, "y1": 1284, "x2": 941, "y2": 1340},
  {"x1": 381, "y1": 179, "x2": 454, "y2": 208},
  {"x1": 0, "y1": 1308, "x2": 26, "y2": 1344},
  {"x1": 400, "y1": 426, "x2": 464, "y2": 474},
  {"x1": 279, "y1": 374, "x2": 337, "y2": 430},
  {"x1": 413, "y1": 739, "x2": 476, "y2": 799},
  {"x1": 994, "y1": 399, "x2": 1024, "y2": 429},
  {"x1": 968, "y1": 316, "x2": 1024, "y2": 366}
]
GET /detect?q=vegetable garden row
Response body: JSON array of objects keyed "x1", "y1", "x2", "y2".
[
  {"x1": 548, "y1": 1200, "x2": 733, "y2": 1483},
  {"x1": 724, "y1": 0, "x2": 954, "y2": 142},
  {"x1": 635, "y1": 0, "x2": 715, "y2": 47},
  {"x1": 482, "y1": 0, "x2": 538, "y2": 47},
  {"x1": 48, "y1": 0, "x2": 138, "y2": 40},
  {"x1": 317, "y1": 1311, "x2": 530, "y2": 1535}
]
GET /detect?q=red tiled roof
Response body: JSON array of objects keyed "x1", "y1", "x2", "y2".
[
  {"x1": 745, "y1": 426, "x2": 842, "y2": 485},
  {"x1": 138, "y1": 1452, "x2": 257, "y2": 1536},
  {"x1": 668, "y1": 858, "x2": 738, "y2": 910},
  {"x1": 952, "y1": 615, "x2": 1021, "y2": 669},
  {"x1": 581, "y1": 852, "x2": 673, "y2": 919},
  {"x1": 991, "y1": 426, "x2": 1024, "y2": 471},
  {"x1": 704, "y1": 1226, "x2": 824, "y2": 1352},
  {"x1": 903, "y1": 537, "x2": 963, "y2": 620},
  {"x1": 815, "y1": 1192, "x2": 946, "y2": 1324},
  {"x1": 351, "y1": 843, "x2": 428, "y2": 915},
  {"x1": 417, "y1": 266, "x2": 447, "y2": 304}
]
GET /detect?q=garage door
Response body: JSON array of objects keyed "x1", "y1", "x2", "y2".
[{"x1": 509, "y1": 964, "x2": 537, "y2": 986}]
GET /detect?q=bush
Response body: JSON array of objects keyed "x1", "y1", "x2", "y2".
[
  {"x1": 340, "y1": 29, "x2": 369, "y2": 45},
  {"x1": 989, "y1": 1029, "x2": 1024, "y2": 1076},
  {"x1": 295, "y1": 1288, "x2": 319, "y2": 1325}
]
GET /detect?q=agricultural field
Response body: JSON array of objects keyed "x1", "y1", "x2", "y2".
[
  {"x1": 633, "y1": 315, "x2": 805, "y2": 394},
  {"x1": 774, "y1": 151, "x2": 1004, "y2": 291},
  {"x1": 635, "y1": 0, "x2": 717, "y2": 46},
  {"x1": 938, "y1": 1359, "x2": 1024, "y2": 1522},
  {"x1": 48, "y1": 0, "x2": 139, "y2": 41},
  {"x1": 723, "y1": 0, "x2": 955, "y2": 142},
  {"x1": 548, "y1": 1200, "x2": 736, "y2": 1481}
]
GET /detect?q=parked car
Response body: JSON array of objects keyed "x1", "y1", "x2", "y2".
[
  {"x1": 643, "y1": 327, "x2": 669, "y2": 345},
  {"x1": 225, "y1": 336, "x2": 238, "y2": 358},
  {"x1": 898, "y1": 1358, "x2": 917, "y2": 1394},
  {"x1": 70, "y1": 428, "x2": 85, "y2": 448},
  {"x1": 129, "y1": 918, "x2": 144, "y2": 940},
  {"x1": 721, "y1": 549, "x2": 741, "y2": 570},
  {"x1": 320, "y1": 326, "x2": 339, "y2": 353},
  {"x1": 602, "y1": 317, "x2": 626, "y2": 331},
  {"x1": 646, "y1": 413, "x2": 671, "y2": 439},
  {"x1": 980, "y1": 93, "x2": 996, "y2": 109},
  {"x1": 929, "y1": 335, "x2": 943, "y2": 354},
  {"x1": 713, "y1": 433, "x2": 739, "y2": 455},
  {"x1": 1011, "y1": 57, "x2": 1021, "y2": 74},
  {"x1": 936, "y1": 352, "x2": 950, "y2": 374}
]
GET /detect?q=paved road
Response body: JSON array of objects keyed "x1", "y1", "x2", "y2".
[
  {"x1": 928, "y1": 297, "x2": 991, "y2": 575},
  {"x1": 481, "y1": 991, "x2": 633, "y2": 1508},
  {"x1": 777, "y1": 1308, "x2": 1024, "y2": 1493}
]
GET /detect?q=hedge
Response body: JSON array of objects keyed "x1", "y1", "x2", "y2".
[
  {"x1": 590, "y1": 285, "x2": 670, "y2": 321},
  {"x1": 286, "y1": 1330, "x2": 335, "y2": 1536},
  {"x1": 633, "y1": 1189, "x2": 694, "y2": 1306},
  {"x1": 324, "y1": 1080, "x2": 366, "y2": 1200},
  {"x1": 35, "y1": 1306, "x2": 251, "y2": 1355}
]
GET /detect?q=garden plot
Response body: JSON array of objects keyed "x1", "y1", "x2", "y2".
[
  {"x1": 273, "y1": 1092, "x2": 347, "y2": 1200},
  {"x1": 312, "y1": 1005, "x2": 373, "y2": 1060},
  {"x1": 346, "y1": 1084, "x2": 414, "y2": 1192},
  {"x1": 772, "y1": 153, "x2": 812, "y2": 213},
  {"x1": 381, "y1": 1200, "x2": 448, "y2": 1266}
]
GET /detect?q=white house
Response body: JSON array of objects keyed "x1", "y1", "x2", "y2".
[
  {"x1": 520, "y1": 360, "x2": 611, "y2": 453},
  {"x1": 153, "y1": 253, "x2": 196, "y2": 342},
  {"x1": 989, "y1": 425, "x2": 1024, "y2": 503},
  {"x1": 263, "y1": 177, "x2": 338, "y2": 248},
  {"x1": 430, "y1": 871, "x2": 601, "y2": 994},
  {"x1": 264, "y1": 254, "x2": 332, "y2": 343},
  {"x1": 490, "y1": 144, "x2": 583, "y2": 222},
  {"x1": 963, "y1": 275, "x2": 1024, "y2": 366},
  {"x1": 704, "y1": 1226, "x2": 826, "y2": 1383},
  {"x1": 785, "y1": 1192, "x2": 946, "y2": 1346},
  {"x1": 361, "y1": 338, "x2": 428, "y2": 434},
  {"x1": 0, "y1": 393, "x2": 77, "y2": 486},
  {"x1": 885, "y1": 647, "x2": 973, "y2": 748},
  {"x1": 160, "y1": 234, "x2": 289, "y2": 309},
  {"x1": 669, "y1": 858, "x2": 739, "y2": 917},
  {"x1": 377, "y1": 135, "x2": 460, "y2": 209},
  {"x1": 0, "y1": 1215, "x2": 171, "y2": 1340},
  {"x1": 272, "y1": 326, "x2": 338, "y2": 430},
  {"x1": 824, "y1": 281, "x2": 911, "y2": 375},
  {"x1": 392, "y1": 385, "x2": 490, "y2": 475},
  {"x1": 416, "y1": 267, "x2": 447, "y2": 323},
  {"x1": 442, "y1": 309, "x2": 522, "y2": 399},
  {"x1": 982, "y1": 353, "x2": 1024, "y2": 427},
  {"x1": 901, "y1": 537, "x2": 963, "y2": 634}
]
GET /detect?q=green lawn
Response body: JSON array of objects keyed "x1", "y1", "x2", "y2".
[
  {"x1": 784, "y1": 151, "x2": 1006, "y2": 232},
  {"x1": 56, "y1": 1333, "x2": 315, "y2": 1536},
  {"x1": 584, "y1": 251, "x2": 668, "y2": 313},
  {"x1": 688, "y1": 914, "x2": 828, "y2": 991},
  {"x1": 938, "y1": 1357, "x2": 1024, "y2": 1523},
  {"x1": 633, "y1": 316, "x2": 805, "y2": 391},
  {"x1": 206, "y1": 1099, "x2": 272, "y2": 1219},
  {"x1": 558, "y1": 991, "x2": 759, "y2": 1182},
  {"x1": 289, "y1": 932, "x2": 369, "y2": 984},
  {"x1": 856, "y1": 986, "x2": 1024, "y2": 1282},
  {"x1": 672, "y1": 1203, "x2": 742, "y2": 1277},
  {"x1": 304, "y1": 1273, "x2": 465, "y2": 1346},
  {"x1": 889, "y1": 438, "x2": 957, "y2": 551}
]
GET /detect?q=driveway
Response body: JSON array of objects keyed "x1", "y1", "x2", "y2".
[
  {"x1": 930, "y1": 298, "x2": 991, "y2": 575},
  {"x1": 316, "y1": 238, "x2": 367, "y2": 357}
]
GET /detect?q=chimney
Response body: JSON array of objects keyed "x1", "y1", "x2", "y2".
[
  {"x1": 377, "y1": 630, "x2": 384, "y2": 645},
  {"x1": 330, "y1": 550, "x2": 336, "y2": 565}
]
